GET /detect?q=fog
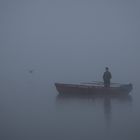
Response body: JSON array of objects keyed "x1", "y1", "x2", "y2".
[{"x1": 0, "y1": 0, "x2": 140, "y2": 140}]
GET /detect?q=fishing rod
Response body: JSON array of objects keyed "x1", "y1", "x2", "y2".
[
  {"x1": 81, "y1": 81, "x2": 122, "y2": 85},
  {"x1": 92, "y1": 81, "x2": 122, "y2": 85}
]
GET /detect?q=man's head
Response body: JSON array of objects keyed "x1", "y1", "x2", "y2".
[{"x1": 105, "y1": 67, "x2": 109, "y2": 71}]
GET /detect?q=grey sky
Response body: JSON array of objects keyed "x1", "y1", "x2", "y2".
[{"x1": 0, "y1": 0, "x2": 140, "y2": 82}]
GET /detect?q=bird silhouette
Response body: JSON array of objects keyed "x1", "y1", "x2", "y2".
[{"x1": 29, "y1": 70, "x2": 34, "y2": 74}]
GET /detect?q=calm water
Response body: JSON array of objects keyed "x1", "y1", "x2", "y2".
[
  {"x1": 0, "y1": 72, "x2": 140, "y2": 140},
  {"x1": 1, "y1": 0, "x2": 140, "y2": 140}
]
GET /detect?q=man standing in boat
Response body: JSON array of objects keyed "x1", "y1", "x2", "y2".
[{"x1": 103, "y1": 67, "x2": 112, "y2": 87}]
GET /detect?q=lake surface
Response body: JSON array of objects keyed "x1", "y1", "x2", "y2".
[
  {"x1": 0, "y1": 71, "x2": 140, "y2": 140},
  {"x1": 0, "y1": 0, "x2": 140, "y2": 140}
]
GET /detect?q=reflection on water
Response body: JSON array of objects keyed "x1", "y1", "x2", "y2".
[
  {"x1": 104, "y1": 96, "x2": 112, "y2": 127},
  {"x1": 56, "y1": 94, "x2": 132, "y2": 128}
]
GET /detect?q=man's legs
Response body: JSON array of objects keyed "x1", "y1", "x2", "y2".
[{"x1": 104, "y1": 80, "x2": 110, "y2": 87}]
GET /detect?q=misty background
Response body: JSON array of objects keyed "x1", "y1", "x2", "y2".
[{"x1": 0, "y1": 0, "x2": 140, "y2": 140}]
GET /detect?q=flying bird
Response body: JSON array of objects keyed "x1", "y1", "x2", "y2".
[{"x1": 29, "y1": 70, "x2": 34, "y2": 74}]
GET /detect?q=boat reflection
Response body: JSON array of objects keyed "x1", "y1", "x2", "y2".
[
  {"x1": 56, "y1": 93, "x2": 132, "y2": 127},
  {"x1": 56, "y1": 93, "x2": 132, "y2": 102}
]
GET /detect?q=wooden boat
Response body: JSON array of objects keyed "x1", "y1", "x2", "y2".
[{"x1": 55, "y1": 82, "x2": 133, "y2": 96}]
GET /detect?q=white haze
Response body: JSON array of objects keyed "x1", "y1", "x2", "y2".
[{"x1": 0, "y1": 0, "x2": 140, "y2": 140}]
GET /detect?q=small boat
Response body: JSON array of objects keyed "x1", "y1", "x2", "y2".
[{"x1": 55, "y1": 82, "x2": 133, "y2": 96}]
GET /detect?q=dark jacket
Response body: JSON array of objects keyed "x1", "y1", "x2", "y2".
[{"x1": 103, "y1": 71, "x2": 112, "y2": 82}]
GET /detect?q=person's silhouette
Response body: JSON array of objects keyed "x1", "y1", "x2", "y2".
[{"x1": 103, "y1": 67, "x2": 112, "y2": 87}]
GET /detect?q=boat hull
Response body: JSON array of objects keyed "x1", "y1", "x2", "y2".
[{"x1": 55, "y1": 83, "x2": 133, "y2": 96}]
